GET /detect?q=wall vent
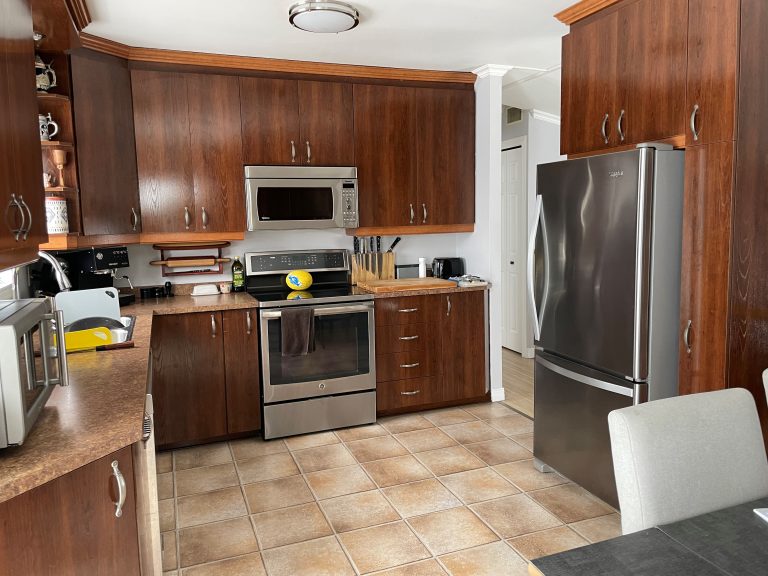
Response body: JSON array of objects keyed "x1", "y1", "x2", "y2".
[{"x1": 506, "y1": 107, "x2": 523, "y2": 124}]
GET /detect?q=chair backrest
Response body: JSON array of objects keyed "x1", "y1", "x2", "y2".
[{"x1": 608, "y1": 388, "x2": 768, "y2": 534}]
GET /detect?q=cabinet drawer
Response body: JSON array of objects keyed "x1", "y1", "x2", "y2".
[
  {"x1": 375, "y1": 296, "x2": 428, "y2": 326},
  {"x1": 376, "y1": 323, "x2": 429, "y2": 354},
  {"x1": 377, "y1": 377, "x2": 442, "y2": 412},
  {"x1": 377, "y1": 350, "x2": 436, "y2": 382}
]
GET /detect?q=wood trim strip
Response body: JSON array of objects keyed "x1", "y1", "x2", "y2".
[
  {"x1": 63, "y1": 0, "x2": 92, "y2": 32},
  {"x1": 567, "y1": 134, "x2": 685, "y2": 159},
  {"x1": 555, "y1": 0, "x2": 622, "y2": 25},
  {"x1": 347, "y1": 224, "x2": 475, "y2": 236},
  {"x1": 79, "y1": 34, "x2": 476, "y2": 84},
  {"x1": 139, "y1": 232, "x2": 245, "y2": 244}
]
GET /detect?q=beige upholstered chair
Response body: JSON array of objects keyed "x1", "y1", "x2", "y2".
[{"x1": 608, "y1": 388, "x2": 768, "y2": 535}]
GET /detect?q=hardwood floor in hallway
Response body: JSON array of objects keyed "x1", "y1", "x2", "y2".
[{"x1": 502, "y1": 348, "x2": 534, "y2": 418}]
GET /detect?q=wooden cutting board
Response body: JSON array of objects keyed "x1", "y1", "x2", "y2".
[{"x1": 358, "y1": 278, "x2": 456, "y2": 293}]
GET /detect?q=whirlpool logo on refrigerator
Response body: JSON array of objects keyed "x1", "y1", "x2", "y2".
[{"x1": 608, "y1": 170, "x2": 625, "y2": 178}]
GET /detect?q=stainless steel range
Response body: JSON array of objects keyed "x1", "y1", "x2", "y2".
[{"x1": 245, "y1": 250, "x2": 376, "y2": 439}]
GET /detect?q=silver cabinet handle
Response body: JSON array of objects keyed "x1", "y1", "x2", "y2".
[
  {"x1": 201, "y1": 207, "x2": 209, "y2": 230},
  {"x1": 306, "y1": 141, "x2": 311, "y2": 164},
  {"x1": 409, "y1": 203, "x2": 414, "y2": 224},
  {"x1": 447, "y1": 295, "x2": 452, "y2": 317},
  {"x1": 398, "y1": 307, "x2": 419, "y2": 313},
  {"x1": 131, "y1": 207, "x2": 139, "y2": 232},
  {"x1": 184, "y1": 206, "x2": 191, "y2": 230},
  {"x1": 617, "y1": 109, "x2": 626, "y2": 142},
  {"x1": 683, "y1": 320, "x2": 692, "y2": 354},
  {"x1": 5, "y1": 194, "x2": 25, "y2": 241},
  {"x1": 601, "y1": 113, "x2": 609, "y2": 144},
  {"x1": 422, "y1": 203, "x2": 427, "y2": 224},
  {"x1": 111, "y1": 460, "x2": 126, "y2": 518},
  {"x1": 401, "y1": 390, "x2": 421, "y2": 396},
  {"x1": 54, "y1": 310, "x2": 69, "y2": 387},
  {"x1": 291, "y1": 140, "x2": 296, "y2": 163},
  {"x1": 399, "y1": 335, "x2": 419, "y2": 341},
  {"x1": 400, "y1": 362, "x2": 420, "y2": 369},
  {"x1": 690, "y1": 104, "x2": 700, "y2": 141},
  {"x1": 18, "y1": 196, "x2": 32, "y2": 240},
  {"x1": 211, "y1": 314, "x2": 217, "y2": 338},
  {"x1": 246, "y1": 310, "x2": 252, "y2": 335}
]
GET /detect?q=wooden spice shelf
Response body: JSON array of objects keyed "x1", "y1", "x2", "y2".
[
  {"x1": 36, "y1": 93, "x2": 71, "y2": 103},
  {"x1": 40, "y1": 140, "x2": 74, "y2": 150},
  {"x1": 39, "y1": 233, "x2": 79, "y2": 250}
]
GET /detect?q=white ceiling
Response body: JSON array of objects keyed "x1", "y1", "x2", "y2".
[{"x1": 84, "y1": 0, "x2": 570, "y2": 114}]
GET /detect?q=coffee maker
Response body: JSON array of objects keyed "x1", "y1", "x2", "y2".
[{"x1": 51, "y1": 247, "x2": 135, "y2": 306}]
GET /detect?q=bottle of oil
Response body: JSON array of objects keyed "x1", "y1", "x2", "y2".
[{"x1": 232, "y1": 256, "x2": 245, "y2": 292}]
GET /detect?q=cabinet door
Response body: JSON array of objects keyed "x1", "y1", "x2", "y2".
[
  {"x1": 354, "y1": 84, "x2": 417, "y2": 227},
  {"x1": 152, "y1": 312, "x2": 227, "y2": 447},
  {"x1": 298, "y1": 80, "x2": 354, "y2": 166},
  {"x1": 678, "y1": 143, "x2": 733, "y2": 395},
  {"x1": 0, "y1": 0, "x2": 45, "y2": 262},
  {"x1": 416, "y1": 87, "x2": 475, "y2": 225},
  {"x1": 686, "y1": 0, "x2": 739, "y2": 146},
  {"x1": 441, "y1": 291, "x2": 487, "y2": 401},
  {"x1": 617, "y1": 0, "x2": 687, "y2": 145},
  {"x1": 132, "y1": 69, "x2": 195, "y2": 233},
  {"x1": 560, "y1": 33, "x2": 573, "y2": 156},
  {"x1": 222, "y1": 309, "x2": 261, "y2": 434},
  {"x1": 187, "y1": 73, "x2": 245, "y2": 232},
  {"x1": 240, "y1": 77, "x2": 300, "y2": 165},
  {"x1": 0, "y1": 446, "x2": 140, "y2": 575},
  {"x1": 566, "y1": 11, "x2": 618, "y2": 154},
  {"x1": 71, "y1": 49, "x2": 141, "y2": 235}
]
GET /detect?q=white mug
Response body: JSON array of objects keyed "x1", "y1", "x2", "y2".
[{"x1": 39, "y1": 113, "x2": 59, "y2": 141}]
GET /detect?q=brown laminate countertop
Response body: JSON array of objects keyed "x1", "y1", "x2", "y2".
[{"x1": 0, "y1": 285, "x2": 488, "y2": 503}]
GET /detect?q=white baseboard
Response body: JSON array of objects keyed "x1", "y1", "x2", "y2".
[{"x1": 491, "y1": 387, "x2": 506, "y2": 402}]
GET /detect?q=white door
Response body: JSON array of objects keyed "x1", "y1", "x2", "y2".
[{"x1": 501, "y1": 145, "x2": 525, "y2": 352}]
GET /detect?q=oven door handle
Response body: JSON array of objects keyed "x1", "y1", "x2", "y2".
[{"x1": 260, "y1": 303, "x2": 373, "y2": 319}]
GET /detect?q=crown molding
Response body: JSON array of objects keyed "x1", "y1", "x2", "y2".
[
  {"x1": 555, "y1": 0, "x2": 621, "y2": 25},
  {"x1": 79, "y1": 34, "x2": 476, "y2": 84},
  {"x1": 531, "y1": 109, "x2": 561, "y2": 125},
  {"x1": 63, "y1": 0, "x2": 92, "y2": 32},
  {"x1": 472, "y1": 64, "x2": 513, "y2": 79}
]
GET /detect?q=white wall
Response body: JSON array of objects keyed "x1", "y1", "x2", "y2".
[
  {"x1": 123, "y1": 230, "x2": 460, "y2": 287},
  {"x1": 501, "y1": 107, "x2": 529, "y2": 141}
]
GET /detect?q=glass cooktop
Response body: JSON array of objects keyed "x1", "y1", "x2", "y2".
[{"x1": 247, "y1": 286, "x2": 372, "y2": 308}]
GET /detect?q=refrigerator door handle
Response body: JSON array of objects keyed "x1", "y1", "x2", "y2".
[
  {"x1": 536, "y1": 355, "x2": 634, "y2": 398},
  {"x1": 528, "y1": 194, "x2": 544, "y2": 340}
]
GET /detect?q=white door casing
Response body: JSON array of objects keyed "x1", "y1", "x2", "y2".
[{"x1": 501, "y1": 138, "x2": 526, "y2": 352}]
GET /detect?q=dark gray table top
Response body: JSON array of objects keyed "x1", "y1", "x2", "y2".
[{"x1": 532, "y1": 497, "x2": 768, "y2": 576}]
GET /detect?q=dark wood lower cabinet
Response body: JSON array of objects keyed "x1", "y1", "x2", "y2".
[
  {"x1": 375, "y1": 291, "x2": 488, "y2": 415},
  {"x1": 152, "y1": 310, "x2": 262, "y2": 448},
  {"x1": 0, "y1": 446, "x2": 140, "y2": 576}
]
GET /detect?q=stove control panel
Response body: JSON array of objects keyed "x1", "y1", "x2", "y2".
[{"x1": 244, "y1": 250, "x2": 349, "y2": 276}]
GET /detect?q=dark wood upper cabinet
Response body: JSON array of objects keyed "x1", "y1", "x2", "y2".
[
  {"x1": 686, "y1": 0, "x2": 739, "y2": 146},
  {"x1": 415, "y1": 87, "x2": 475, "y2": 225},
  {"x1": 678, "y1": 143, "x2": 734, "y2": 396},
  {"x1": 0, "y1": 446, "x2": 140, "y2": 576},
  {"x1": 187, "y1": 73, "x2": 245, "y2": 232},
  {"x1": 71, "y1": 49, "x2": 141, "y2": 235},
  {"x1": 131, "y1": 69, "x2": 196, "y2": 233},
  {"x1": 151, "y1": 311, "x2": 228, "y2": 448},
  {"x1": 0, "y1": 0, "x2": 46, "y2": 265},
  {"x1": 240, "y1": 77, "x2": 300, "y2": 165},
  {"x1": 222, "y1": 308, "x2": 261, "y2": 435},
  {"x1": 298, "y1": 80, "x2": 354, "y2": 166},
  {"x1": 354, "y1": 84, "x2": 417, "y2": 227},
  {"x1": 441, "y1": 291, "x2": 487, "y2": 401},
  {"x1": 617, "y1": 0, "x2": 688, "y2": 145},
  {"x1": 560, "y1": 33, "x2": 573, "y2": 156},
  {"x1": 565, "y1": 11, "x2": 618, "y2": 154}
]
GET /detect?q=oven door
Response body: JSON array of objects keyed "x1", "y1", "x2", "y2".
[
  {"x1": 260, "y1": 302, "x2": 376, "y2": 403},
  {"x1": 246, "y1": 178, "x2": 345, "y2": 230}
]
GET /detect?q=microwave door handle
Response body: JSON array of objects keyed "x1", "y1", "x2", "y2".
[{"x1": 39, "y1": 317, "x2": 53, "y2": 386}]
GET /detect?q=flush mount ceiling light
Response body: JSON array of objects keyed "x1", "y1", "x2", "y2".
[{"x1": 288, "y1": 1, "x2": 360, "y2": 33}]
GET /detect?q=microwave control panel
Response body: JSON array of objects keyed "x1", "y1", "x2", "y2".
[{"x1": 341, "y1": 181, "x2": 358, "y2": 228}]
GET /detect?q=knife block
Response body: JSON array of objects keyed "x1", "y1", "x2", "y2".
[{"x1": 352, "y1": 252, "x2": 395, "y2": 285}]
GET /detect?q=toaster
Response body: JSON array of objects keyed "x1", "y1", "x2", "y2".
[{"x1": 432, "y1": 257, "x2": 466, "y2": 279}]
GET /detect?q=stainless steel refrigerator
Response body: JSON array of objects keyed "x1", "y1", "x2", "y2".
[{"x1": 529, "y1": 144, "x2": 684, "y2": 508}]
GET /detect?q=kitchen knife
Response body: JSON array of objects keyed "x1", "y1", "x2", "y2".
[{"x1": 387, "y1": 237, "x2": 402, "y2": 252}]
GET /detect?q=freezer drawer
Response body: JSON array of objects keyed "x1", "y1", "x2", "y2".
[{"x1": 533, "y1": 352, "x2": 645, "y2": 508}]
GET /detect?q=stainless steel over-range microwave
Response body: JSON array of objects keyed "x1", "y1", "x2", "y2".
[{"x1": 245, "y1": 166, "x2": 358, "y2": 230}]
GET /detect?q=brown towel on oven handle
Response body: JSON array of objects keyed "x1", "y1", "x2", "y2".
[{"x1": 281, "y1": 306, "x2": 315, "y2": 356}]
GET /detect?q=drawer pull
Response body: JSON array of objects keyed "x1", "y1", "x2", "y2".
[
  {"x1": 401, "y1": 390, "x2": 421, "y2": 396},
  {"x1": 400, "y1": 362, "x2": 420, "y2": 369},
  {"x1": 398, "y1": 308, "x2": 419, "y2": 313},
  {"x1": 399, "y1": 335, "x2": 419, "y2": 341}
]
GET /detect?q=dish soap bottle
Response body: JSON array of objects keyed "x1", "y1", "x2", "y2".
[{"x1": 232, "y1": 257, "x2": 245, "y2": 292}]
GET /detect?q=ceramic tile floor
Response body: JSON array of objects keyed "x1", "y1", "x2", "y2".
[{"x1": 157, "y1": 403, "x2": 621, "y2": 575}]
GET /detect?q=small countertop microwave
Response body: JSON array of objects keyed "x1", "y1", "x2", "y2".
[{"x1": 245, "y1": 166, "x2": 358, "y2": 230}]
